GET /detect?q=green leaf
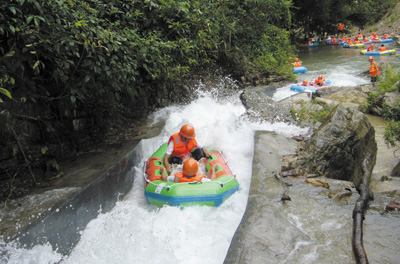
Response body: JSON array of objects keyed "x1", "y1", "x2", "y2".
[
  {"x1": 27, "y1": 15, "x2": 34, "y2": 24},
  {"x1": 0, "y1": 88, "x2": 12, "y2": 99},
  {"x1": 41, "y1": 146, "x2": 48, "y2": 154},
  {"x1": 5, "y1": 50, "x2": 15, "y2": 57},
  {"x1": 9, "y1": 6, "x2": 17, "y2": 15},
  {"x1": 70, "y1": 95, "x2": 76, "y2": 104}
]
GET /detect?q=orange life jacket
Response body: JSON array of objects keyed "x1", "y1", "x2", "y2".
[
  {"x1": 341, "y1": 36, "x2": 346, "y2": 42},
  {"x1": 357, "y1": 34, "x2": 362, "y2": 39},
  {"x1": 346, "y1": 40, "x2": 352, "y2": 44},
  {"x1": 168, "y1": 132, "x2": 197, "y2": 158},
  {"x1": 173, "y1": 172, "x2": 207, "y2": 183},
  {"x1": 383, "y1": 35, "x2": 389, "y2": 39},
  {"x1": 315, "y1": 78, "x2": 325, "y2": 85},
  {"x1": 294, "y1": 61, "x2": 301, "y2": 67},
  {"x1": 369, "y1": 62, "x2": 380, "y2": 77},
  {"x1": 379, "y1": 47, "x2": 387, "y2": 52},
  {"x1": 367, "y1": 46, "x2": 374, "y2": 52},
  {"x1": 338, "y1": 23, "x2": 344, "y2": 31}
]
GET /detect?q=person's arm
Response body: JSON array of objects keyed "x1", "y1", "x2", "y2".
[
  {"x1": 163, "y1": 153, "x2": 172, "y2": 174},
  {"x1": 160, "y1": 166, "x2": 168, "y2": 181},
  {"x1": 164, "y1": 141, "x2": 174, "y2": 173},
  {"x1": 210, "y1": 163, "x2": 218, "y2": 180},
  {"x1": 202, "y1": 147, "x2": 211, "y2": 159}
]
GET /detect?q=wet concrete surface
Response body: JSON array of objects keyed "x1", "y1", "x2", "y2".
[{"x1": 0, "y1": 119, "x2": 164, "y2": 254}]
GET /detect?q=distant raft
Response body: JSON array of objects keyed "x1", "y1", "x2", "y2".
[
  {"x1": 308, "y1": 42, "x2": 319, "y2": 47},
  {"x1": 360, "y1": 49, "x2": 396, "y2": 56},
  {"x1": 327, "y1": 40, "x2": 340, "y2": 45},
  {"x1": 144, "y1": 143, "x2": 239, "y2": 207},
  {"x1": 293, "y1": 66, "x2": 308, "y2": 74},
  {"x1": 372, "y1": 38, "x2": 393, "y2": 43},
  {"x1": 290, "y1": 80, "x2": 333, "y2": 93},
  {"x1": 343, "y1": 43, "x2": 364, "y2": 49}
]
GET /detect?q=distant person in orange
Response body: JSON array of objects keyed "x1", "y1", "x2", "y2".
[
  {"x1": 308, "y1": 38, "x2": 313, "y2": 45},
  {"x1": 378, "y1": 44, "x2": 387, "y2": 52},
  {"x1": 301, "y1": 80, "x2": 309, "y2": 86},
  {"x1": 293, "y1": 58, "x2": 302, "y2": 67},
  {"x1": 331, "y1": 36, "x2": 336, "y2": 43},
  {"x1": 346, "y1": 38, "x2": 352, "y2": 45},
  {"x1": 354, "y1": 39, "x2": 361, "y2": 44},
  {"x1": 383, "y1": 34, "x2": 389, "y2": 39},
  {"x1": 371, "y1": 32, "x2": 379, "y2": 40},
  {"x1": 368, "y1": 56, "x2": 380, "y2": 86},
  {"x1": 357, "y1": 33, "x2": 363, "y2": 39},
  {"x1": 314, "y1": 75, "x2": 326, "y2": 86},
  {"x1": 338, "y1": 23, "x2": 345, "y2": 33},
  {"x1": 362, "y1": 36, "x2": 369, "y2": 42},
  {"x1": 367, "y1": 44, "x2": 375, "y2": 52},
  {"x1": 341, "y1": 36, "x2": 346, "y2": 42}
]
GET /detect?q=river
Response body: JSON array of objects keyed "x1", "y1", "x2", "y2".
[{"x1": 2, "y1": 43, "x2": 400, "y2": 263}]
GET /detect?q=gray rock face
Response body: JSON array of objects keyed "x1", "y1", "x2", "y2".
[
  {"x1": 301, "y1": 105, "x2": 377, "y2": 187},
  {"x1": 240, "y1": 89, "x2": 294, "y2": 122},
  {"x1": 391, "y1": 161, "x2": 400, "y2": 177}
]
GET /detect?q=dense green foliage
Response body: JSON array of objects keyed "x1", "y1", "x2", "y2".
[
  {"x1": 291, "y1": 0, "x2": 398, "y2": 38},
  {"x1": 0, "y1": 0, "x2": 296, "y2": 198},
  {"x1": 0, "y1": 0, "x2": 295, "y2": 144}
]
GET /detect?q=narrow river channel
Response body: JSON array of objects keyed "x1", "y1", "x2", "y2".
[{"x1": 2, "y1": 43, "x2": 399, "y2": 264}]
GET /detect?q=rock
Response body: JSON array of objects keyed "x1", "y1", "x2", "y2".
[
  {"x1": 299, "y1": 104, "x2": 377, "y2": 187},
  {"x1": 279, "y1": 168, "x2": 305, "y2": 177},
  {"x1": 385, "y1": 201, "x2": 400, "y2": 211},
  {"x1": 328, "y1": 188, "x2": 353, "y2": 201},
  {"x1": 305, "y1": 178, "x2": 330, "y2": 188},
  {"x1": 391, "y1": 161, "x2": 400, "y2": 177},
  {"x1": 240, "y1": 89, "x2": 294, "y2": 122}
]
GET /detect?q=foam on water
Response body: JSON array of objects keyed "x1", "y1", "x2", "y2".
[{"x1": 1, "y1": 87, "x2": 307, "y2": 264}]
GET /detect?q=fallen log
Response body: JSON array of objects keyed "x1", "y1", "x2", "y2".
[{"x1": 352, "y1": 157, "x2": 374, "y2": 264}]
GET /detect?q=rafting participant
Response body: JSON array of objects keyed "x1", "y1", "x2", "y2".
[
  {"x1": 357, "y1": 33, "x2": 363, "y2": 40},
  {"x1": 341, "y1": 35, "x2": 346, "y2": 42},
  {"x1": 293, "y1": 58, "x2": 302, "y2": 67},
  {"x1": 383, "y1": 34, "x2": 389, "y2": 39},
  {"x1": 371, "y1": 32, "x2": 379, "y2": 40},
  {"x1": 308, "y1": 38, "x2": 313, "y2": 45},
  {"x1": 346, "y1": 38, "x2": 352, "y2": 45},
  {"x1": 159, "y1": 158, "x2": 218, "y2": 182},
  {"x1": 379, "y1": 44, "x2": 387, "y2": 52},
  {"x1": 331, "y1": 36, "x2": 336, "y2": 43},
  {"x1": 338, "y1": 23, "x2": 345, "y2": 33},
  {"x1": 363, "y1": 36, "x2": 369, "y2": 42},
  {"x1": 172, "y1": 158, "x2": 217, "y2": 183},
  {"x1": 301, "y1": 80, "x2": 309, "y2": 86},
  {"x1": 368, "y1": 56, "x2": 380, "y2": 87},
  {"x1": 314, "y1": 75, "x2": 326, "y2": 86},
  {"x1": 163, "y1": 124, "x2": 211, "y2": 174},
  {"x1": 367, "y1": 44, "x2": 375, "y2": 52},
  {"x1": 354, "y1": 39, "x2": 361, "y2": 44}
]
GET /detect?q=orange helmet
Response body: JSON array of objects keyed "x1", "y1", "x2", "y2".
[
  {"x1": 182, "y1": 158, "x2": 198, "y2": 176},
  {"x1": 295, "y1": 58, "x2": 299, "y2": 61},
  {"x1": 368, "y1": 56, "x2": 373, "y2": 60},
  {"x1": 180, "y1": 124, "x2": 196, "y2": 138},
  {"x1": 318, "y1": 75, "x2": 324, "y2": 79},
  {"x1": 371, "y1": 44, "x2": 374, "y2": 47},
  {"x1": 303, "y1": 80, "x2": 308, "y2": 85}
]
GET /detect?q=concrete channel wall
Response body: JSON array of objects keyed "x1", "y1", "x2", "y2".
[{"x1": 15, "y1": 143, "x2": 143, "y2": 255}]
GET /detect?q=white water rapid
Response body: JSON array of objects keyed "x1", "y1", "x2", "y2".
[{"x1": 2, "y1": 83, "x2": 307, "y2": 264}]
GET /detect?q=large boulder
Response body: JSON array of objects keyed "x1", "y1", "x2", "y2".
[
  {"x1": 240, "y1": 89, "x2": 293, "y2": 122},
  {"x1": 297, "y1": 104, "x2": 377, "y2": 187}
]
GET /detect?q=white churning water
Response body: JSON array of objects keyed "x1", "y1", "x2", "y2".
[{"x1": 2, "y1": 86, "x2": 307, "y2": 264}]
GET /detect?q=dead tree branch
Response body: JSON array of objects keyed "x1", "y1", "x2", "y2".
[{"x1": 352, "y1": 156, "x2": 374, "y2": 264}]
